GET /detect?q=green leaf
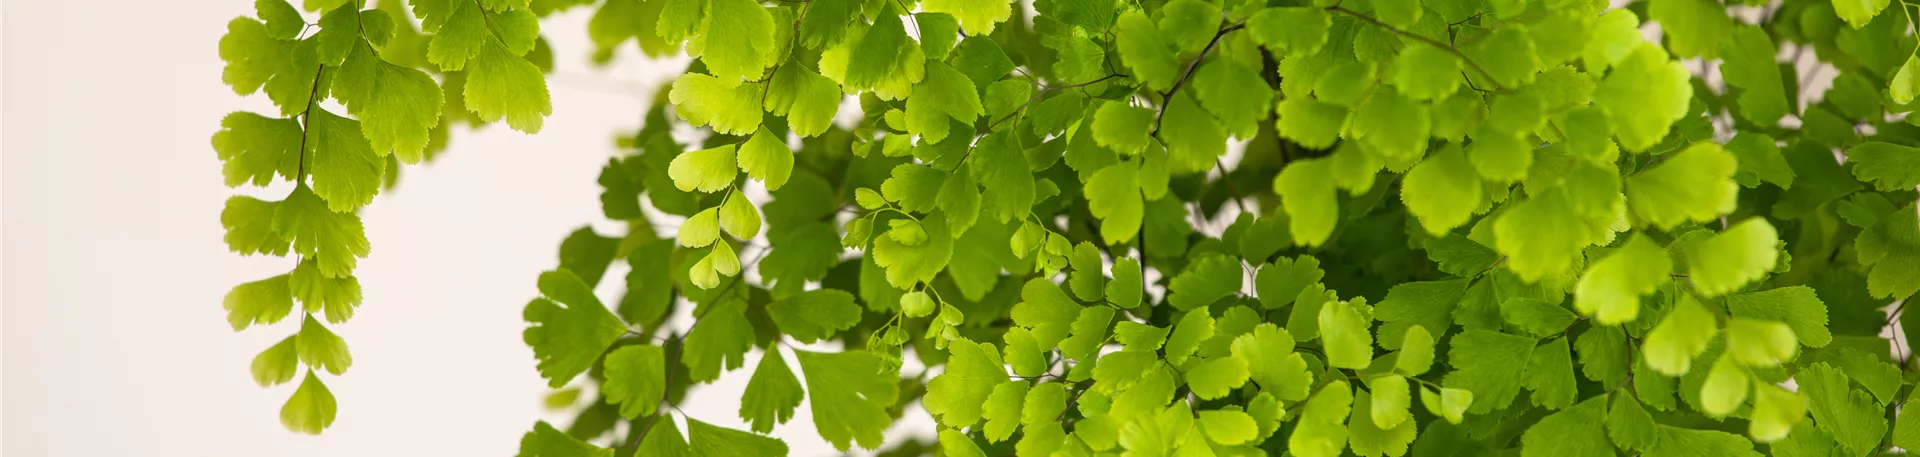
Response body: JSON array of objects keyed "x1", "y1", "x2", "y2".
[
  {"x1": 1320, "y1": 298, "x2": 1374, "y2": 369},
  {"x1": 1651, "y1": 0, "x2": 1733, "y2": 58},
  {"x1": 1256, "y1": 255, "x2": 1323, "y2": 309},
  {"x1": 1199, "y1": 409, "x2": 1259, "y2": 445},
  {"x1": 636, "y1": 420, "x2": 693, "y2": 457},
  {"x1": 764, "y1": 65, "x2": 841, "y2": 137},
  {"x1": 1186, "y1": 356, "x2": 1250, "y2": 399},
  {"x1": 1401, "y1": 146, "x2": 1483, "y2": 236},
  {"x1": 1420, "y1": 386, "x2": 1472, "y2": 424},
  {"x1": 737, "y1": 127, "x2": 793, "y2": 191},
  {"x1": 1725, "y1": 318, "x2": 1797, "y2": 367},
  {"x1": 1832, "y1": 0, "x2": 1891, "y2": 28},
  {"x1": 522, "y1": 269, "x2": 625, "y2": 387},
  {"x1": 1291, "y1": 380, "x2": 1353, "y2": 457},
  {"x1": 1159, "y1": 0, "x2": 1221, "y2": 53},
  {"x1": 1468, "y1": 28, "x2": 1540, "y2": 88},
  {"x1": 1108, "y1": 257, "x2": 1144, "y2": 308},
  {"x1": 795, "y1": 350, "x2": 899, "y2": 450},
  {"x1": 703, "y1": 0, "x2": 777, "y2": 84},
  {"x1": 1234, "y1": 324, "x2": 1313, "y2": 400},
  {"x1": 1724, "y1": 134, "x2": 1794, "y2": 190},
  {"x1": 1847, "y1": 142, "x2": 1920, "y2": 191},
  {"x1": 668, "y1": 144, "x2": 738, "y2": 193},
  {"x1": 1524, "y1": 338, "x2": 1578, "y2": 409},
  {"x1": 768, "y1": 289, "x2": 860, "y2": 342},
  {"x1": 871, "y1": 215, "x2": 954, "y2": 287},
  {"x1": 1444, "y1": 330, "x2": 1537, "y2": 413},
  {"x1": 603, "y1": 345, "x2": 668, "y2": 420},
  {"x1": 1595, "y1": 43, "x2": 1692, "y2": 151},
  {"x1": 670, "y1": 73, "x2": 764, "y2": 136},
  {"x1": 214, "y1": 112, "x2": 302, "y2": 187},
  {"x1": 1375, "y1": 279, "x2": 1466, "y2": 350},
  {"x1": 1493, "y1": 188, "x2": 1589, "y2": 282},
  {"x1": 1423, "y1": 234, "x2": 1499, "y2": 277},
  {"x1": 926, "y1": 338, "x2": 1009, "y2": 428},
  {"x1": 1166, "y1": 309, "x2": 1216, "y2": 364},
  {"x1": 738, "y1": 349, "x2": 803, "y2": 433},
  {"x1": 1085, "y1": 160, "x2": 1145, "y2": 244},
  {"x1": 982, "y1": 380, "x2": 1028, "y2": 442},
  {"x1": 295, "y1": 315, "x2": 351, "y2": 376},
  {"x1": 1116, "y1": 11, "x2": 1181, "y2": 91},
  {"x1": 679, "y1": 208, "x2": 721, "y2": 247},
  {"x1": 465, "y1": 42, "x2": 551, "y2": 133},
  {"x1": 1368, "y1": 374, "x2": 1413, "y2": 429},
  {"x1": 1277, "y1": 158, "x2": 1339, "y2": 246},
  {"x1": 1169, "y1": 255, "x2": 1243, "y2": 310},
  {"x1": 905, "y1": 61, "x2": 984, "y2": 143},
  {"x1": 1352, "y1": 87, "x2": 1430, "y2": 166},
  {"x1": 1575, "y1": 326, "x2": 1631, "y2": 388},
  {"x1": 225, "y1": 274, "x2": 294, "y2": 331},
  {"x1": 332, "y1": 42, "x2": 443, "y2": 163},
  {"x1": 720, "y1": 189, "x2": 761, "y2": 240},
  {"x1": 1798, "y1": 362, "x2": 1887, "y2": 455},
  {"x1": 975, "y1": 130, "x2": 1035, "y2": 223},
  {"x1": 1397, "y1": 325, "x2": 1436, "y2": 376},
  {"x1": 1828, "y1": 348, "x2": 1901, "y2": 403},
  {"x1": 1013, "y1": 278, "x2": 1085, "y2": 348},
  {"x1": 1607, "y1": 393, "x2": 1658, "y2": 450},
  {"x1": 516, "y1": 421, "x2": 613, "y2": 457},
  {"x1": 1521, "y1": 395, "x2": 1614, "y2": 457},
  {"x1": 1718, "y1": 27, "x2": 1788, "y2": 125},
  {"x1": 1642, "y1": 294, "x2": 1716, "y2": 375},
  {"x1": 924, "y1": 0, "x2": 1013, "y2": 35},
  {"x1": 1275, "y1": 97, "x2": 1346, "y2": 149},
  {"x1": 1249, "y1": 7, "x2": 1330, "y2": 55},
  {"x1": 1683, "y1": 219, "x2": 1780, "y2": 297},
  {"x1": 682, "y1": 296, "x2": 754, "y2": 381},
  {"x1": 1349, "y1": 388, "x2": 1417, "y2": 457},
  {"x1": 1699, "y1": 354, "x2": 1750, "y2": 417},
  {"x1": 1092, "y1": 101, "x2": 1154, "y2": 155},
  {"x1": 281, "y1": 372, "x2": 337, "y2": 434},
  {"x1": 1856, "y1": 203, "x2": 1920, "y2": 299},
  {"x1": 686, "y1": 419, "x2": 788, "y2": 456},
  {"x1": 1626, "y1": 142, "x2": 1738, "y2": 229},
  {"x1": 1575, "y1": 235, "x2": 1672, "y2": 324},
  {"x1": 1750, "y1": 382, "x2": 1806, "y2": 443},
  {"x1": 305, "y1": 108, "x2": 385, "y2": 212},
  {"x1": 252, "y1": 336, "x2": 300, "y2": 387},
  {"x1": 1194, "y1": 59, "x2": 1273, "y2": 139}
]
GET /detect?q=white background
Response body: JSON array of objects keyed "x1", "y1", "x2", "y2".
[{"x1": 1, "y1": 0, "x2": 933, "y2": 455}]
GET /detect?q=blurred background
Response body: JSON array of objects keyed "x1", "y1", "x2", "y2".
[{"x1": 1, "y1": 0, "x2": 931, "y2": 455}]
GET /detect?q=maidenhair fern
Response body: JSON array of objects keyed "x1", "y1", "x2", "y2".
[{"x1": 216, "y1": 0, "x2": 1920, "y2": 455}]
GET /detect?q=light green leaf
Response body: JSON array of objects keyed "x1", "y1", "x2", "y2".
[
  {"x1": 1575, "y1": 234, "x2": 1673, "y2": 324},
  {"x1": 1642, "y1": 294, "x2": 1716, "y2": 375},
  {"x1": 1626, "y1": 142, "x2": 1738, "y2": 228},
  {"x1": 703, "y1": 0, "x2": 777, "y2": 84},
  {"x1": 1684, "y1": 219, "x2": 1780, "y2": 297},
  {"x1": 604, "y1": 345, "x2": 669, "y2": 420},
  {"x1": 1444, "y1": 330, "x2": 1537, "y2": 413},
  {"x1": 670, "y1": 73, "x2": 764, "y2": 136},
  {"x1": 281, "y1": 372, "x2": 337, "y2": 434},
  {"x1": 737, "y1": 127, "x2": 793, "y2": 191},
  {"x1": 926, "y1": 338, "x2": 1009, "y2": 428},
  {"x1": 923, "y1": 0, "x2": 1013, "y2": 35},
  {"x1": 1169, "y1": 255, "x2": 1243, "y2": 310},
  {"x1": 686, "y1": 419, "x2": 788, "y2": 456},
  {"x1": 252, "y1": 336, "x2": 299, "y2": 387},
  {"x1": 795, "y1": 349, "x2": 899, "y2": 451},
  {"x1": 1520, "y1": 395, "x2": 1613, "y2": 457},
  {"x1": 1847, "y1": 142, "x2": 1920, "y2": 191},
  {"x1": 523, "y1": 269, "x2": 625, "y2": 387},
  {"x1": 905, "y1": 61, "x2": 984, "y2": 143},
  {"x1": 515, "y1": 421, "x2": 614, "y2": 457},
  {"x1": 669, "y1": 144, "x2": 738, "y2": 193},
  {"x1": 1320, "y1": 298, "x2": 1374, "y2": 369}
]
